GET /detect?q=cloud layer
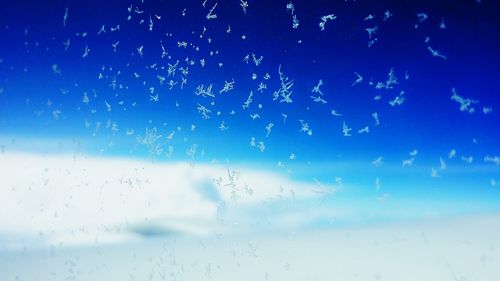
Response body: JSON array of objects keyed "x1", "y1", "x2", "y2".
[{"x1": 0, "y1": 152, "x2": 327, "y2": 246}]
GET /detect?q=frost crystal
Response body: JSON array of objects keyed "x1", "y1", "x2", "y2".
[
  {"x1": 219, "y1": 79, "x2": 235, "y2": 94},
  {"x1": 451, "y1": 88, "x2": 478, "y2": 113},
  {"x1": 195, "y1": 84, "x2": 215, "y2": 98},
  {"x1": 242, "y1": 91, "x2": 254, "y2": 109},
  {"x1": 197, "y1": 104, "x2": 211, "y2": 119},
  {"x1": 319, "y1": 14, "x2": 336, "y2": 31},
  {"x1": 206, "y1": 3, "x2": 218, "y2": 20},
  {"x1": 342, "y1": 121, "x2": 352, "y2": 136},
  {"x1": 385, "y1": 67, "x2": 398, "y2": 89},
  {"x1": 299, "y1": 120, "x2": 312, "y2": 136},
  {"x1": 389, "y1": 91, "x2": 406, "y2": 106},
  {"x1": 240, "y1": 0, "x2": 248, "y2": 15},
  {"x1": 265, "y1": 123, "x2": 274, "y2": 137},
  {"x1": 273, "y1": 65, "x2": 294, "y2": 103},
  {"x1": 137, "y1": 128, "x2": 163, "y2": 156}
]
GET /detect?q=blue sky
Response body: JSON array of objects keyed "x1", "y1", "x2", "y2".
[{"x1": 0, "y1": 0, "x2": 499, "y2": 236}]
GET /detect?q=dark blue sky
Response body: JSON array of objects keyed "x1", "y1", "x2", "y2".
[{"x1": 0, "y1": 0, "x2": 498, "y2": 175}]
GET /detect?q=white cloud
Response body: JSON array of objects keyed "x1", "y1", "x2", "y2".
[{"x1": 0, "y1": 152, "x2": 327, "y2": 246}]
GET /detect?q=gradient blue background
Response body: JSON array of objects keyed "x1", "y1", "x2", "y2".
[{"x1": 0, "y1": 0, "x2": 499, "y2": 220}]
